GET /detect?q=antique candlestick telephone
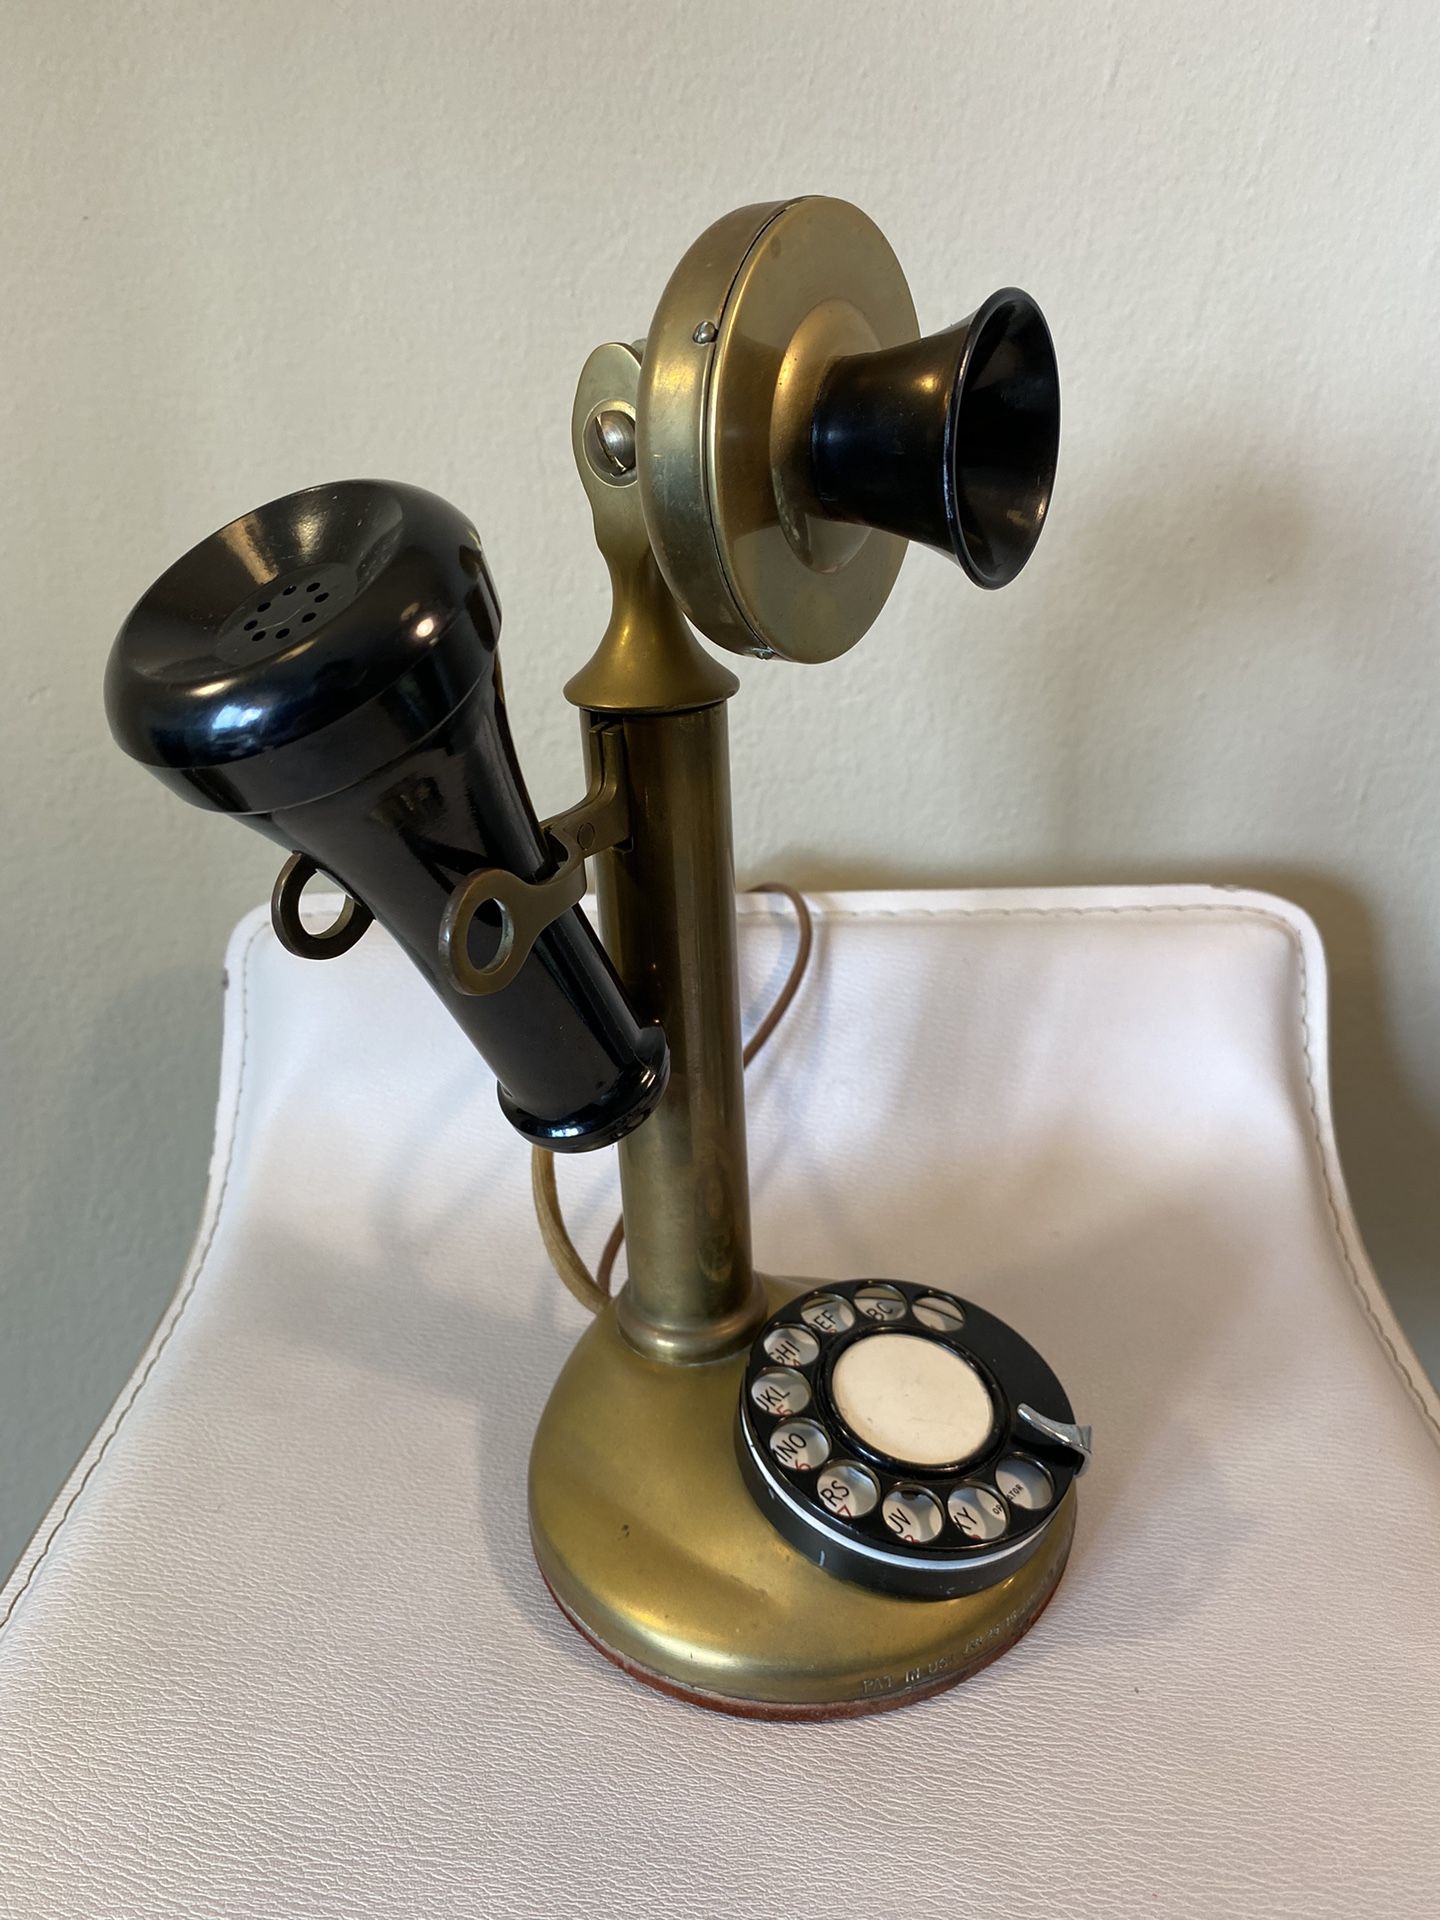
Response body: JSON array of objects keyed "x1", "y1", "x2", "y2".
[{"x1": 107, "y1": 196, "x2": 1089, "y2": 1717}]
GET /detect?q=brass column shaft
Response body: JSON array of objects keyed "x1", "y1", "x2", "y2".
[{"x1": 584, "y1": 702, "x2": 766, "y2": 1362}]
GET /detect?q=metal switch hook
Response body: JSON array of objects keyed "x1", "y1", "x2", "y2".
[
  {"x1": 438, "y1": 725, "x2": 631, "y2": 999},
  {"x1": 439, "y1": 859, "x2": 586, "y2": 998},
  {"x1": 269, "y1": 726, "x2": 632, "y2": 1000}
]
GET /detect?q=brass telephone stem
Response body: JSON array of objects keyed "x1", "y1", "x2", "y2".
[
  {"x1": 567, "y1": 338, "x2": 768, "y2": 1364},
  {"x1": 584, "y1": 701, "x2": 766, "y2": 1362}
]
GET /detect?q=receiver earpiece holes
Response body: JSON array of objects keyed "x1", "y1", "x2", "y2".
[{"x1": 215, "y1": 564, "x2": 352, "y2": 665}]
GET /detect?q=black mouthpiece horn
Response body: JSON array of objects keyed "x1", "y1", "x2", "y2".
[{"x1": 810, "y1": 288, "x2": 1059, "y2": 590}]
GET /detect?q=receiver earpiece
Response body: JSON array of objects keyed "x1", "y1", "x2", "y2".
[{"x1": 105, "y1": 479, "x2": 668, "y2": 1151}]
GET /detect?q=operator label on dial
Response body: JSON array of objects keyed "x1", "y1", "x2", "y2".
[
  {"x1": 995, "y1": 1456, "x2": 1053, "y2": 1511},
  {"x1": 815, "y1": 1461, "x2": 880, "y2": 1520},
  {"x1": 762, "y1": 1324, "x2": 820, "y2": 1369},
  {"x1": 881, "y1": 1485, "x2": 944, "y2": 1545},
  {"x1": 947, "y1": 1484, "x2": 1008, "y2": 1542},
  {"x1": 769, "y1": 1419, "x2": 831, "y2": 1471},
  {"x1": 750, "y1": 1367, "x2": 810, "y2": 1418}
]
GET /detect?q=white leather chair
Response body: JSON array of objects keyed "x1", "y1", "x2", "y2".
[{"x1": 2, "y1": 888, "x2": 1436, "y2": 1918}]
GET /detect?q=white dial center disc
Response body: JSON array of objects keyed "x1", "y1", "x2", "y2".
[{"x1": 831, "y1": 1332, "x2": 995, "y2": 1468}]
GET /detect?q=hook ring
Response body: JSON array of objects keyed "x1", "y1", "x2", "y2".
[
  {"x1": 439, "y1": 859, "x2": 586, "y2": 997},
  {"x1": 271, "y1": 853, "x2": 374, "y2": 960}
]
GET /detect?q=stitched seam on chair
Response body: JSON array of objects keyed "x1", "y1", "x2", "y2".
[
  {"x1": 0, "y1": 918, "x2": 269, "y2": 1639},
  {"x1": 794, "y1": 898, "x2": 1440, "y2": 1448},
  {"x1": 1, "y1": 896, "x2": 1432, "y2": 1642},
  {"x1": 1283, "y1": 918, "x2": 1440, "y2": 1448}
]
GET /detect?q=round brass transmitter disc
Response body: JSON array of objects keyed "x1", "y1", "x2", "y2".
[{"x1": 637, "y1": 196, "x2": 920, "y2": 664}]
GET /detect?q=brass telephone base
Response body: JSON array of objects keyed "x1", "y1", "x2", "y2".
[{"x1": 529, "y1": 1282, "x2": 1077, "y2": 1719}]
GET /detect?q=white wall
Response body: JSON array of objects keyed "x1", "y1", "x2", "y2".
[{"x1": 3, "y1": 0, "x2": 1438, "y2": 1575}]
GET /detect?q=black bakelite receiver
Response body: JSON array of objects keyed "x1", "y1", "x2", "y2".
[
  {"x1": 105, "y1": 479, "x2": 668, "y2": 1151},
  {"x1": 810, "y1": 288, "x2": 1059, "y2": 590}
]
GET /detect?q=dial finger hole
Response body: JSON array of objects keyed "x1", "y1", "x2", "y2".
[
  {"x1": 881, "y1": 1485, "x2": 944, "y2": 1545},
  {"x1": 854, "y1": 1284, "x2": 907, "y2": 1323},
  {"x1": 814, "y1": 1461, "x2": 879, "y2": 1520},
  {"x1": 799, "y1": 1293, "x2": 855, "y2": 1336},
  {"x1": 762, "y1": 1325, "x2": 820, "y2": 1369},
  {"x1": 912, "y1": 1293, "x2": 966, "y2": 1332},
  {"x1": 995, "y1": 1456, "x2": 1053, "y2": 1512},
  {"x1": 750, "y1": 1367, "x2": 810, "y2": 1418},
  {"x1": 769, "y1": 1420, "x2": 831, "y2": 1472},
  {"x1": 947, "y1": 1484, "x2": 1009, "y2": 1543}
]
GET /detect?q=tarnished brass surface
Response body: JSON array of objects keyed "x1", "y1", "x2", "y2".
[
  {"x1": 565, "y1": 336, "x2": 765, "y2": 1364},
  {"x1": 588, "y1": 700, "x2": 765, "y2": 1362},
  {"x1": 637, "y1": 195, "x2": 919, "y2": 663},
  {"x1": 631, "y1": 201, "x2": 784, "y2": 659},
  {"x1": 566, "y1": 340, "x2": 738, "y2": 716},
  {"x1": 529, "y1": 1283, "x2": 1077, "y2": 1714}
]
